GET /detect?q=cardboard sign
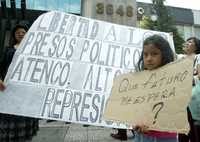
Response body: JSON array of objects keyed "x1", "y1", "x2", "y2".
[
  {"x1": 104, "y1": 57, "x2": 193, "y2": 133},
  {"x1": 0, "y1": 11, "x2": 174, "y2": 128}
]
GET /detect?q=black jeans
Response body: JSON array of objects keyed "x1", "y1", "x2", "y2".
[{"x1": 178, "y1": 108, "x2": 200, "y2": 142}]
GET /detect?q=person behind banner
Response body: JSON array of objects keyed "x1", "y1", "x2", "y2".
[
  {"x1": 178, "y1": 37, "x2": 200, "y2": 142},
  {"x1": 133, "y1": 35, "x2": 178, "y2": 142},
  {"x1": 0, "y1": 24, "x2": 39, "y2": 142}
]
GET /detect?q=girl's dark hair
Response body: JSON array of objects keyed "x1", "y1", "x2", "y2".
[
  {"x1": 186, "y1": 37, "x2": 200, "y2": 54},
  {"x1": 11, "y1": 24, "x2": 28, "y2": 45},
  {"x1": 137, "y1": 34, "x2": 174, "y2": 71}
]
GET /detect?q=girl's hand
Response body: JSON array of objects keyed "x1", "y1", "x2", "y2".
[
  {"x1": 0, "y1": 80, "x2": 5, "y2": 91},
  {"x1": 134, "y1": 124, "x2": 149, "y2": 133}
]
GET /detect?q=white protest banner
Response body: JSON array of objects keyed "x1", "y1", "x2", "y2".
[
  {"x1": 104, "y1": 57, "x2": 193, "y2": 133},
  {"x1": 0, "y1": 11, "x2": 174, "y2": 128}
]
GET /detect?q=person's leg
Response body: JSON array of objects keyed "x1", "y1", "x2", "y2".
[
  {"x1": 178, "y1": 107, "x2": 192, "y2": 142},
  {"x1": 193, "y1": 122, "x2": 200, "y2": 142},
  {"x1": 187, "y1": 108, "x2": 196, "y2": 142},
  {"x1": 195, "y1": 124, "x2": 200, "y2": 142},
  {"x1": 110, "y1": 129, "x2": 127, "y2": 140},
  {"x1": 178, "y1": 134, "x2": 189, "y2": 142}
]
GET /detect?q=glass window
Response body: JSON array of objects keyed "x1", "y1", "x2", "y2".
[
  {"x1": 5, "y1": 0, "x2": 81, "y2": 14},
  {"x1": 6, "y1": 0, "x2": 21, "y2": 8},
  {"x1": 27, "y1": 0, "x2": 81, "y2": 14}
]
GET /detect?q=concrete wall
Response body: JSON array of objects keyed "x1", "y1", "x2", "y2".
[{"x1": 82, "y1": 0, "x2": 137, "y2": 27}]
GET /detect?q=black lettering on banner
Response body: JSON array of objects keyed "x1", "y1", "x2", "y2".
[
  {"x1": 60, "y1": 90, "x2": 73, "y2": 119},
  {"x1": 11, "y1": 57, "x2": 24, "y2": 80},
  {"x1": 30, "y1": 58, "x2": 45, "y2": 83},
  {"x1": 104, "y1": 25, "x2": 117, "y2": 41},
  {"x1": 37, "y1": 14, "x2": 47, "y2": 31},
  {"x1": 77, "y1": 18, "x2": 89, "y2": 38},
  {"x1": 83, "y1": 65, "x2": 113, "y2": 92},
  {"x1": 80, "y1": 40, "x2": 90, "y2": 61},
  {"x1": 133, "y1": 49, "x2": 141, "y2": 69},
  {"x1": 95, "y1": 66, "x2": 102, "y2": 92},
  {"x1": 50, "y1": 34, "x2": 74, "y2": 59},
  {"x1": 98, "y1": 94, "x2": 105, "y2": 123},
  {"x1": 41, "y1": 88, "x2": 55, "y2": 117},
  {"x1": 23, "y1": 57, "x2": 36, "y2": 81},
  {"x1": 65, "y1": 16, "x2": 77, "y2": 35},
  {"x1": 80, "y1": 93, "x2": 91, "y2": 122},
  {"x1": 89, "y1": 21, "x2": 99, "y2": 39},
  {"x1": 123, "y1": 47, "x2": 130, "y2": 68},
  {"x1": 110, "y1": 44, "x2": 120, "y2": 66},
  {"x1": 59, "y1": 14, "x2": 69, "y2": 34},
  {"x1": 105, "y1": 44, "x2": 111, "y2": 66},
  {"x1": 50, "y1": 61, "x2": 62, "y2": 85},
  {"x1": 50, "y1": 61, "x2": 70, "y2": 86},
  {"x1": 90, "y1": 94, "x2": 100, "y2": 123},
  {"x1": 67, "y1": 38, "x2": 75, "y2": 60},
  {"x1": 20, "y1": 32, "x2": 35, "y2": 53},
  {"x1": 51, "y1": 89, "x2": 64, "y2": 118},
  {"x1": 56, "y1": 36, "x2": 67, "y2": 58},
  {"x1": 59, "y1": 62, "x2": 70, "y2": 86},
  {"x1": 97, "y1": 45, "x2": 105, "y2": 66},
  {"x1": 23, "y1": 57, "x2": 72, "y2": 86},
  {"x1": 120, "y1": 47, "x2": 124, "y2": 68},
  {"x1": 89, "y1": 41, "x2": 100, "y2": 63},
  {"x1": 29, "y1": 32, "x2": 44, "y2": 55},
  {"x1": 41, "y1": 88, "x2": 106, "y2": 124},
  {"x1": 69, "y1": 91, "x2": 82, "y2": 121},
  {"x1": 38, "y1": 33, "x2": 51, "y2": 56},
  {"x1": 48, "y1": 12, "x2": 61, "y2": 32},
  {"x1": 39, "y1": 60, "x2": 54, "y2": 84},
  {"x1": 104, "y1": 67, "x2": 112, "y2": 92},
  {"x1": 83, "y1": 65, "x2": 93, "y2": 90},
  {"x1": 128, "y1": 28, "x2": 134, "y2": 44},
  {"x1": 50, "y1": 35, "x2": 60, "y2": 57}
]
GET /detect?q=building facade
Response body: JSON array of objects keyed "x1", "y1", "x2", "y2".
[{"x1": 137, "y1": 2, "x2": 200, "y2": 40}]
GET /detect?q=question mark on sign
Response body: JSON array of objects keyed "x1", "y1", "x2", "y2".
[{"x1": 152, "y1": 102, "x2": 164, "y2": 124}]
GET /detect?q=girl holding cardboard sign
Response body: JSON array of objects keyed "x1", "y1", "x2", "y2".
[{"x1": 133, "y1": 35, "x2": 178, "y2": 142}]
